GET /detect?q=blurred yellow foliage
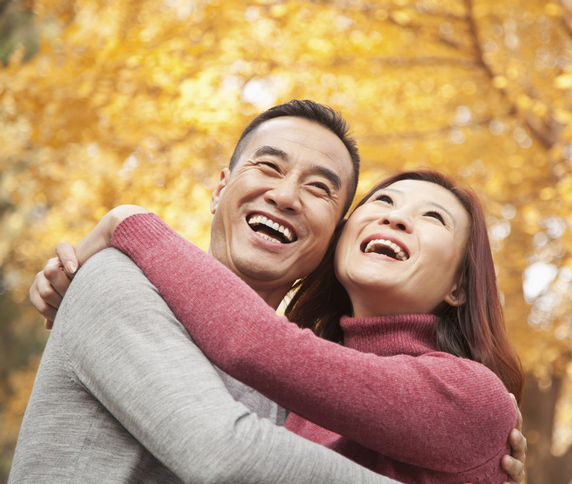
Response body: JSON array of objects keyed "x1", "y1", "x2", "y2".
[{"x1": 1, "y1": 0, "x2": 572, "y2": 481}]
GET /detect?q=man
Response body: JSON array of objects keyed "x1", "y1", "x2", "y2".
[{"x1": 16, "y1": 100, "x2": 525, "y2": 483}]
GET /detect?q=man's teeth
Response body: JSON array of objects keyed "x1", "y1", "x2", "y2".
[
  {"x1": 364, "y1": 239, "x2": 408, "y2": 261},
  {"x1": 247, "y1": 215, "x2": 294, "y2": 242}
]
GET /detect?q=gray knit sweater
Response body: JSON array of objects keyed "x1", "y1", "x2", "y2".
[{"x1": 9, "y1": 248, "x2": 399, "y2": 484}]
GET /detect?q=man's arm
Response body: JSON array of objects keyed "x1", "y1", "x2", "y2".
[{"x1": 56, "y1": 248, "x2": 398, "y2": 484}]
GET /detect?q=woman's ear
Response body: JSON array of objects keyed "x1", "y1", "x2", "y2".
[
  {"x1": 444, "y1": 282, "x2": 466, "y2": 307},
  {"x1": 210, "y1": 169, "x2": 230, "y2": 214}
]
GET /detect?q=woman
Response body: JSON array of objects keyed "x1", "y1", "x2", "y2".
[{"x1": 73, "y1": 169, "x2": 524, "y2": 483}]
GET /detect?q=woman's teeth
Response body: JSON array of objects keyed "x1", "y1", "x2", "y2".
[
  {"x1": 257, "y1": 233, "x2": 282, "y2": 243},
  {"x1": 364, "y1": 239, "x2": 408, "y2": 261},
  {"x1": 248, "y1": 215, "x2": 295, "y2": 242}
]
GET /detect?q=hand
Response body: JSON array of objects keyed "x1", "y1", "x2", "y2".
[
  {"x1": 74, "y1": 205, "x2": 150, "y2": 265},
  {"x1": 30, "y1": 243, "x2": 78, "y2": 329},
  {"x1": 501, "y1": 394, "x2": 526, "y2": 484},
  {"x1": 29, "y1": 205, "x2": 150, "y2": 329}
]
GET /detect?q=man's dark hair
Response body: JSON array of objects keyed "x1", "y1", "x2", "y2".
[{"x1": 229, "y1": 99, "x2": 360, "y2": 216}]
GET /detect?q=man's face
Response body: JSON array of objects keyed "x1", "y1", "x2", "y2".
[{"x1": 209, "y1": 116, "x2": 353, "y2": 307}]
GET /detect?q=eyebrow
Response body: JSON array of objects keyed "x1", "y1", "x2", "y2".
[
  {"x1": 252, "y1": 145, "x2": 342, "y2": 191},
  {"x1": 379, "y1": 187, "x2": 458, "y2": 226},
  {"x1": 252, "y1": 146, "x2": 288, "y2": 160}
]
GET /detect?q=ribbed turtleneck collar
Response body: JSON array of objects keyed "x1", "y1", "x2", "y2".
[{"x1": 340, "y1": 314, "x2": 439, "y2": 357}]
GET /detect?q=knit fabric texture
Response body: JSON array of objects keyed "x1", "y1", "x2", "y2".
[{"x1": 112, "y1": 213, "x2": 517, "y2": 484}]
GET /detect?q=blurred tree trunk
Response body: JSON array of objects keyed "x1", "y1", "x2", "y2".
[
  {"x1": 522, "y1": 375, "x2": 572, "y2": 484},
  {"x1": 0, "y1": 0, "x2": 37, "y2": 65}
]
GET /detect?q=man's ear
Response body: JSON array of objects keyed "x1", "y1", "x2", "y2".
[
  {"x1": 443, "y1": 281, "x2": 466, "y2": 307},
  {"x1": 210, "y1": 168, "x2": 231, "y2": 214}
]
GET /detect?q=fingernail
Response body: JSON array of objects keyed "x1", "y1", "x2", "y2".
[{"x1": 66, "y1": 261, "x2": 77, "y2": 274}]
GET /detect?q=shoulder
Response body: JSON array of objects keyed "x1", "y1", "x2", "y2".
[
  {"x1": 412, "y1": 351, "x2": 517, "y2": 427},
  {"x1": 421, "y1": 350, "x2": 506, "y2": 381},
  {"x1": 75, "y1": 248, "x2": 145, "y2": 284},
  {"x1": 421, "y1": 351, "x2": 517, "y2": 432},
  {"x1": 65, "y1": 248, "x2": 157, "y2": 308},
  {"x1": 56, "y1": 248, "x2": 175, "y2": 351}
]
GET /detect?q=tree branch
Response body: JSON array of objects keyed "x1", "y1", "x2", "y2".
[{"x1": 464, "y1": 0, "x2": 558, "y2": 151}]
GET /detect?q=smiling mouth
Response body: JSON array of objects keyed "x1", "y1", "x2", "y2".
[
  {"x1": 362, "y1": 239, "x2": 409, "y2": 261},
  {"x1": 247, "y1": 214, "x2": 297, "y2": 244}
]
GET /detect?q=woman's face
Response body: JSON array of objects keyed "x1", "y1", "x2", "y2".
[{"x1": 334, "y1": 179, "x2": 470, "y2": 318}]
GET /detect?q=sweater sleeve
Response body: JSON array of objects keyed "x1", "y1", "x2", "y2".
[
  {"x1": 111, "y1": 213, "x2": 517, "y2": 474},
  {"x1": 45, "y1": 248, "x2": 400, "y2": 484}
]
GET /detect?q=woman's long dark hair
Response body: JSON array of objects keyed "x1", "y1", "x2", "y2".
[{"x1": 286, "y1": 169, "x2": 525, "y2": 403}]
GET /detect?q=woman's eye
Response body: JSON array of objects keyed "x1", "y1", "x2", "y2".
[
  {"x1": 375, "y1": 194, "x2": 393, "y2": 204},
  {"x1": 425, "y1": 211, "x2": 446, "y2": 225}
]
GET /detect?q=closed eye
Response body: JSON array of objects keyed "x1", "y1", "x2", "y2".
[
  {"x1": 425, "y1": 211, "x2": 446, "y2": 225},
  {"x1": 311, "y1": 182, "x2": 331, "y2": 196},
  {"x1": 259, "y1": 161, "x2": 281, "y2": 173}
]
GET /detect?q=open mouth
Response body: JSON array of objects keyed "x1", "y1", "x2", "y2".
[
  {"x1": 361, "y1": 239, "x2": 409, "y2": 261},
  {"x1": 247, "y1": 214, "x2": 297, "y2": 244}
]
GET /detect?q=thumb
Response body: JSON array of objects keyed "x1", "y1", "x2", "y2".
[{"x1": 55, "y1": 242, "x2": 80, "y2": 280}]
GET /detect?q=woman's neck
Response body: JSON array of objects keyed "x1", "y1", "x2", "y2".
[
  {"x1": 341, "y1": 313, "x2": 439, "y2": 357},
  {"x1": 350, "y1": 299, "x2": 423, "y2": 319},
  {"x1": 348, "y1": 287, "x2": 440, "y2": 319}
]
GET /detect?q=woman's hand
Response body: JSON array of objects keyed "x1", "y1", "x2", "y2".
[
  {"x1": 74, "y1": 205, "x2": 150, "y2": 266},
  {"x1": 29, "y1": 205, "x2": 150, "y2": 329},
  {"x1": 30, "y1": 252, "x2": 75, "y2": 329}
]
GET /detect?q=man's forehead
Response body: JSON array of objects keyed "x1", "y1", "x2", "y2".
[
  {"x1": 249, "y1": 116, "x2": 327, "y2": 142},
  {"x1": 242, "y1": 117, "x2": 352, "y2": 171}
]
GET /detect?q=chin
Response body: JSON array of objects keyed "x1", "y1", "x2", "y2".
[{"x1": 237, "y1": 262, "x2": 287, "y2": 282}]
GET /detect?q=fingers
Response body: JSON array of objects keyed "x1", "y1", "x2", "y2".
[
  {"x1": 510, "y1": 393, "x2": 523, "y2": 431},
  {"x1": 508, "y1": 427, "x2": 527, "y2": 463},
  {"x1": 44, "y1": 258, "x2": 72, "y2": 297},
  {"x1": 501, "y1": 454, "x2": 525, "y2": 484},
  {"x1": 55, "y1": 242, "x2": 79, "y2": 279},
  {"x1": 503, "y1": 426, "x2": 527, "y2": 484},
  {"x1": 30, "y1": 271, "x2": 60, "y2": 322}
]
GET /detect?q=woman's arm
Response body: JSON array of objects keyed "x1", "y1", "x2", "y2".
[
  {"x1": 53, "y1": 248, "x2": 400, "y2": 484},
  {"x1": 111, "y1": 212, "x2": 517, "y2": 473},
  {"x1": 29, "y1": 205, "x2": 149, "y2": 328}
]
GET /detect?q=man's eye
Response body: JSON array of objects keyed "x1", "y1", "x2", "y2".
[
  {"x1": 374, "y1": 194, "x2": 393, "y2": 204},
  {"x1": 259, "y1": 161, "x2": 280, "y2": 172},
  {"x1": 425, "y1": 211, "x2": 446, "y2": 225},
  {"x1": 311, "y1": 182, "x2": 331, "y2": 195}
]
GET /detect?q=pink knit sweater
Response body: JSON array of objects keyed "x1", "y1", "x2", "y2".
[{"x1": 111, "y1": 214, "x2": 516, "y2": 483}]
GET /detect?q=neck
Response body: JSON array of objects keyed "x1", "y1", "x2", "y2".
[
  {"x1": 246, "y1": 284, "x2": 289, "y2": 310},
  {"x1": 341, "y1": 313, "x2": 438, "y2": 357},
  {"x1": 208, "y1": 245, "x2": 289, "y2": 310},
  {"x1": 351, "y1": 299, "x2": 413, "y2": 319},
  {"x1": 349, "y1": 288, "x2": 432, "y2": 318}
]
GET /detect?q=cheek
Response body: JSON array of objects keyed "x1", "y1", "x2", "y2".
[
  {"x1": 431, "y1": 245, "x2": 462, "y2": 288},
  {"x1": 333, "y1": 248, "x2": 343, "y2": 278},
  {"x1": 333, "y1": 236, "x2": 355, "y2": 286},
  {"x1": 418, "y1": 236, "x2": 456, "y2": 280}
]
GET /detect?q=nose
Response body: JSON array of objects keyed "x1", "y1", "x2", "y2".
[
  {"x1": 264, "y1": 177, "x2": 302, "y2": 213},
  {"x1": 381, "y1": 210, "x2": 412, "y2": 232}
]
